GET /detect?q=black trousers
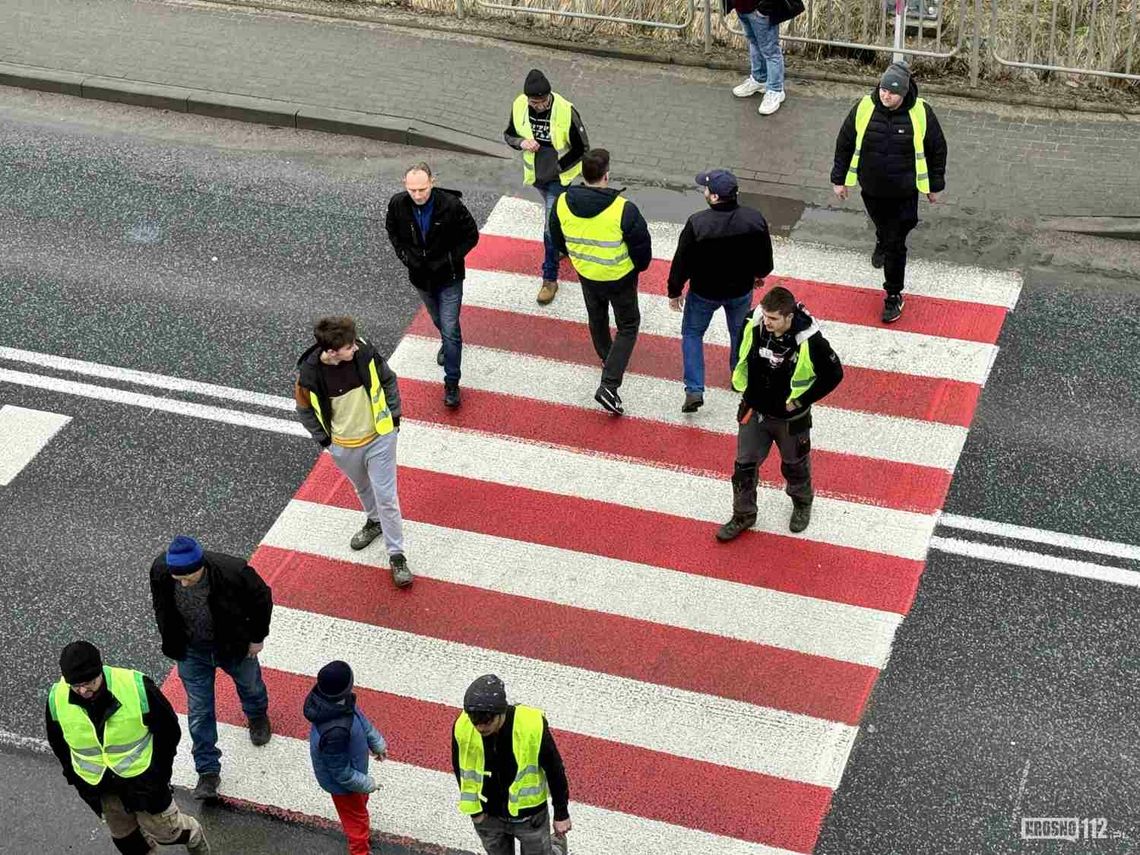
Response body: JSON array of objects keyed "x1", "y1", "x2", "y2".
[
  {"x1": 862, "y1": 191, "x2": 919, "y2": 295},
  {"x1": 733, "y1": 410, "x2": 813, "y2": 514},
  {"x1": 580, "y1": 273, "x2": 641, "y2": 389}
]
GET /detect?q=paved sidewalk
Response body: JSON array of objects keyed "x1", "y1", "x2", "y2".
[{"x1": 3, "y1": 0, "x2": 1139, "y2": 218}]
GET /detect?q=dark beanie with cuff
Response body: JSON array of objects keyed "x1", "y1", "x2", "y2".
[
  {"x1": 166, "y1": 535, "x2": 204, "y2": 576},
  {"x1": 317, "y1": 660, "x2": 354, "y2": 700},
  {"x1": 523, "y1": 69, "x2": 552, "y2": 97},
  {"x1": 60, "y1": 641, "x2": 104, "y2": 685},
  {"x1": 880, "y1": 61, "x2": 912, "y2": 96}
]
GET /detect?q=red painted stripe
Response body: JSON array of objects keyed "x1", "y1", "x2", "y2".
[
  {"x1": 252, "y1": 545, "x2": 878, "y2": 725},
  {"x1": 162, "y1": 667, "x2": 833, "y2": 852},
  {"x1": 398, "y1": 376, "x2": 950, "y2": 514},
  {"x1": 466, "y1": 233, "x2": 1007, "y2": 344},
  {"x1": 408, "y1": 306, "x2": 981, "y2": 427},
  {"x1": 295, "y1": 455, "x2": 925, "y2": 615}
]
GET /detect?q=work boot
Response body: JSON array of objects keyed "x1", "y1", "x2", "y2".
[
  {"x1": 871, "y1": 243, "x2": 885, "y2": 269},
  {"x1": 444, "y1": 383, "x2": 461, "y2": 409},
  {"x1": 716, "y1": 514, "x2": 756, "y2": 542},
  {"x1": 594, "y1": 385, "x2": 624, "y2": 416},
  {"x1": 389, "y1": 554, "x2": 413, "y2": 588},
  {"x1": 193, "y1": 772, "x2": 220, "y2": 803},
  {"x1": 248, "y1": 715, "x2": 271, "y2": 747},
  {"x1": 436, "y1": 345, "x2": 445, "y2": 366},
  {"x1": 537, "y1": 279, "x2": 559, "y2": 305},
  {"x1": 790, "y1": 501, "x2": 813, "y2": 533},
  {"x1": 350, "y1": 519, "x2": 383, "y2": 551},
  {"x1": 681, "y1": 392, "x2": 704, "y2": 413},
  {"x1": 882, "y1": 293, "x2": 905, "y2": 323}
]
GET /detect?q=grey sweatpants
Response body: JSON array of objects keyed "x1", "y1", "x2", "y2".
[
  {"x1": 328, "y1": 431, "x2": 405, "y2": 555},
  {"x1": 734, "y1": 410, "x2": 813, "y2": 514}
]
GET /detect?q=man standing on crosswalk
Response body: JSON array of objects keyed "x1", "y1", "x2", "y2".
[
  {"x1": 717, "y1": 286, "x2": 843, "y2": 540},
  {"x1": 452, "y1": 674, "x2": 572, "y2": 855},
  {"x1": 549, "y1": 148, "x2": 652, "y2": 416}
]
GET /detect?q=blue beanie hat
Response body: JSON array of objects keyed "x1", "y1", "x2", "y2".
[
  {"x1": 317, "y1": 660, "x2": 354, "y2": 699},
  {"x1": 166, "y1": 536, "x2": 204, "y2": 576}
]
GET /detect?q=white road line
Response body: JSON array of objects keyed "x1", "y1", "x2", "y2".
[
  {"x1": 260, "y1": 607, "x2": 858, "y2": 788},
  {"x1": 462, "y1": 269, "x2": 999, "y2": 385},
  {"x1": 937, "y1": 513, "x2": 1140, "y2": 562},
  {"x1": 481, "y1": 195, "x2": 1023, "y2": 308},
  {"x1": 265, "y1": 500, "x2": 902, "y2": 668},
  {"x1": 391, "y1": 333, "x2": 967, "y2": 471},
  {"x1": 171, "y1": 720, "x2": 802, "y2": 855},
  {"x1": 0, "y1": 405, "x2": 72, "y2": 486},
  {"x1": 929, "y1": 536, "x2": 1140, "y2": 589},
  {"x1": 0, "y1": 727, "x2": 50, "y2": 753}
]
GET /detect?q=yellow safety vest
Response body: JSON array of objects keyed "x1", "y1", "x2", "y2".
[
  {"x1": 844, "y1": 95, "x2": 930, "y2": 193},
  {"x1": 48, "y1": 667, "x2": 154, "y2": 786},
  {"x1": 732, "y1": 313, "x2": 818, "y2": 405},
  {"x1": 454, "y1": 705, "x2": 548, "y2": 817},
  {"x1": 554, "y1": 194, "x2": 635, "y2": 282},
  {"x1": 512, "y1": 93, "x2": 582, "y2": 187},
  {"x1": 310, "y1": 356, "x2": 395, "y2": 438}
]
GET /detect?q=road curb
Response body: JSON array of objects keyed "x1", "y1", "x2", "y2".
[{"x1": 0, "y1": 60, "x2": 512, "y2": 159}]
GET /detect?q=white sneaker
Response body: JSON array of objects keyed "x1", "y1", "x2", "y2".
[
  {"x1": 758, "y1": 90, "x2": 786, "y2": 115},
  {"x1": 732, "y1": 77, "x2": 765, "y2": 97}
]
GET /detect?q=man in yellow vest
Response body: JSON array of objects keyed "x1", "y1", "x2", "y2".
[
  {"x1": 504, "y1": 69, "x2": 589, "y2": 306},
  {"x1": 452, "y1": 674, "x2": 571, "y2": 855},
  {"x1": 549, "y1": 148, "x2": 652, "y2": 416},
  {"x1": 45, "y1": 641, "x2": 211, "y2": 854},
  {"x1": 830, "y1": 61, "x2": 948, "y2": 323}
]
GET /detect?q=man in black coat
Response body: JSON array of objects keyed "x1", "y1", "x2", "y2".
[
  {"x1": 830, "y1": 61, "x2": 948, "y2": 323},
  {"x1": 150, "y1": 536, "x2": 273, "y2": 802},
  {"x1": 386, "y1": 161, "x2": 480, "y2": 409}
]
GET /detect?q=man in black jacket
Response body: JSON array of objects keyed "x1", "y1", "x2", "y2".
[
  {"x1": 150, "y1": 535, "x2": 272, "y2": 802},
  {"x1": 46, "y1": 641, "x2": 211, "y2": 854},
  {"x1": 385, "y1": 162, "x2": 480, "y2": 409},
  {"x1": 717, "y1": 286, "x2": 844, "y2": 540},
  {"x1": 830, "y1": 61, "x2": 948, "y2": 323},
  {"x1": 668, "y1": 169, "x2": 774, "y2": 414},
  {"x1": 549, "y1": 148, "x2": 652, "y2": 416}
]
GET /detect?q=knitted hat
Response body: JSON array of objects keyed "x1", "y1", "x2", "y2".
[
  {"x1": 880, "y1": 61, "x2": 912, "y2": 96},
  {"x1": 463, "y1": 674, "x2": 508, "y2": 714},
  {"x1": 60, "y1": 641, "x2": 104, "y2": 685},
  {"x1": 523, "y1": 69, "x2": 552, "y2": 97},
  {"x1": 166, "y1": 536, "x2": 204, "y2": 577},
  {"x1": 317, "y1": 660, "x2": 354, "y2": 699}
]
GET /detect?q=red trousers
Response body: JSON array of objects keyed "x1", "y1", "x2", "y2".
[{"x1": 330, "y1": 793, "x2": 371, "y2": 855}]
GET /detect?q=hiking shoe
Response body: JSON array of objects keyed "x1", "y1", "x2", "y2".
[
  {"x1": 436, "y1": 345, "x2": 445, "y2": 366},
  {"x1": 248, "y1": 715, "x2": 271, "y2": 746},
  {"x1": 733, "y1": 77, "x2": 765, "y2": 97},
  {"x1": 594, "y1": 385, "x2": 624, "y2": 416},
  {"x1": 389, "y1": 554, "x2": 413, "y2": 588},
  {"x1": 444, "y1": 383, "x2": 461, "y2": 409},
  {"x1": 871, "y1": 244, "x2": 885, "y2": 269},
  {"x1": 193, "y1": 772, "x2": 221, "y2": 803},
  {"x1": 758, "y1": 90, "x2": 786, "y2": 116},
  {"x1": 350, "y1": 519, "x2": 383, "y2": 551},
  {"x1": 882, "y1": 293, "x2": 905, "y2": 324},
  {"x1": 716, "y1": 514, "x2": 757, "y2": 542},
  {"x1": 681, "y1": 392, "x2": 704, "y2": 414},
  {"x1": 537, "y1": 279, "x2": 559, "y2": 305},
  {"x1": 790, "y1": 502, "x2": 813, "y2": 533}
]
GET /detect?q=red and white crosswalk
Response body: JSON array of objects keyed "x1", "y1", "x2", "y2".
[{"x1": 163, "y1": 195, "x2": 1021, "y2": 853}]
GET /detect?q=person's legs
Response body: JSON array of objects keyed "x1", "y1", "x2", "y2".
[
  {"x1": 436, "y1": 278, "x2": 464, "y2": 386},
  {"x1": 579, "y1": 280, "x2": 615, "y2": 366},
  {"x1": 882, "y1": 192, "x2": 920, "y2": 294},
  {"x1": 723, "y1": 292, "x2": 754, "y2": 380},
  {"x1": 749, "y1": 13, "x2": 785, "y2": 92},
  {"x1": 538, "y1": 181, "x2": 565, "y2": 283},
  {"x1": 772, "y1": 413, "x2": 814, "y2": 505},
  {"x1": 330, "y1": 793, "x2": 372, "y2": 855},
  {"x1": 733, "y1": 417, "x2": 775, "y2": 518},
  {"x1": 363, "y1": 431, "x2": 405, "y2": 557},
  {"x1": 601, "y1": 276, "x2": 641, "y2": 389},
  {"x1": 327, "y1": 444, "x2": 380, "y2": 526},
  {"x1": 176, "y1": 647, "x2": 221, "y2": 775},
  {"x1": 680, "y1": 292, "x2": 718, "y2": 395},
  {"x1": 137, "y1": 801, "x2": 211, "y2": 855},
  {"x1": 473, "y1": 814, "x2": 517, "y2": 855},
  {"x1": 513, "y1": 808, "x2": 554, "y2": 855},
  {"x1": 736, "y1": 12, "x2": 768, "y2": 84},
  {"x1": 102, "y1": 794, "x2": 151, "y2": 855},
  {"x1": 220, "y1": 654, "x2": 269, "y2": 721}
]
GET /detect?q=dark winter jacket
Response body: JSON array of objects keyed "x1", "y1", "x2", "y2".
[
  {"x1": 45, "y1": 675, "x2": 181, "y2": 817},
  {"x1": 450, "y1": 705, "x2": 571, "y2": 822},
  {"x1": 667, "y1": 199, "x2": 774, "y2": 301},
  {"x1": 385, "y1": 188, "x2": 480, "y2": 291},
  {"x1": 293, "y1": 338, "x2": 402, "y2": 449},
  {"x1": 150, "y1": 550, "x2": 273, "y2": 664},
  {"x1": 304, "y1": 687, "x2": 387, "y2": 796},
  {"x1": 548, "y1": 185, "x2": 653, "y2": 287},
  {"x1": 740, "y1": 306, "x2": 844, "y2": 417},
  {"x1": 830, "y1": 82, "x2": 947, "y2": 198}
]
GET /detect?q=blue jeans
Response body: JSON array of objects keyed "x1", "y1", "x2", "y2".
[
  {"x1": 738, "y1": 11, "x2": 785, "y2": 93},
  {"x1": 178, "y1": 645, "x2": 269, "y2": 775},
  {"x1": 536, "y1": 180, "x2": 566, "y2": 281},
  {"x1": 681, "y1": 291, "x2": 754, "y2": 395},
  {"x1": 418, "y1": 279, "x2": 463, "y2": 385}
]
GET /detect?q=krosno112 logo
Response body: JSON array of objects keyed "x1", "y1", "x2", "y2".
[{"x1": 1021, "y1": 817, "x2": 1107, "y2": 841}]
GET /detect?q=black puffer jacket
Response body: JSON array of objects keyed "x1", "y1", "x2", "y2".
[
  {"x1": 667, "y1": 200, "x2": 774, "y2": 301},
  {"x1": 385, "y1": 188, "x2": 480, "y2": 291},
  {"x1": 830, "y1": 82, "x2": 947, "y2": 198}
]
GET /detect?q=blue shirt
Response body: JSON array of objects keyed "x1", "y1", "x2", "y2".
[{"x1": 413, "y1": 196, "x2": 434, "y2": 243}]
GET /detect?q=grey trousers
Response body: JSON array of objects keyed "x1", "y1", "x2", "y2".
[
  {"x1": 102, "y1": 794, "x2": 210, "y2": 855},
  {"x1": 473, "y1": 808, "x2": 552, "y2": 855},
  {"x1": 328, "y1": 431, "x2": 405, "y2": 555},
  {"x1": 734, "y1": 410, "x2": 813, "y2": 514}
]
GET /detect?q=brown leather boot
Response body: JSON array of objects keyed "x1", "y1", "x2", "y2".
[{"x1": 537, "y1": 279, "x2": 558, "y2": 305}]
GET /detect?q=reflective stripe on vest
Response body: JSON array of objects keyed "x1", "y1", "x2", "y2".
[
  {"x1": 731, "y1": 316, "x2": 819, "y2": 403},
  {"x1": 512, "y1": 93, "x2": 582, "y2": 187},
  {"x1": 554, "y1": 194, "x2": 635, "y2": 282},
  {"x1": 844, "y1": 96, "x2": 930, "y2": 193},
  {"x1": 48, "y1": 667, "x2": 153, "y2": 786},
  {"x1": 454, "y1": 705, "x2": 549, "y2": 816},
  {"x1": 308, "y1": 355, "x2": 395, "y2": 440}
]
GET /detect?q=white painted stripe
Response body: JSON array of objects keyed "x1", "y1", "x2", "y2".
[
  {"x1": 0, "y1": 726, "x2": 50, "y2": 753},
  {"x1": 481, "y1": 195, "x2": 1023, "y2": 308},
  {"x1": 171, "y1": 720, "x2": 801, "y2": 855},
  {"x1": 929, "y1": 537, "x2": 1140, "y2": 589},
  {"x1": 0, "y1": 405, "x2": 72, "y2": 486},
  {"x1": 937, "y1": 513, "x2": 1140, "y2": 562},
  {"x1": 266, "y1": 499, "x2": 902, "y2": 668},
  {"x1": 396, "y1": 420, "x2": 934, "y2": 561},
  {"x1": 392, "y1": 333, "x2": 966, "y2": 471},
  {"x1": 259, "y1": 607, "x2": 858, "y2": 788},
  {"x1": 462, "y1": 268, "x2": 998, "y2": 385},
  {"x1": 0, "y1": 346, "x2": 293, "y2": 410}
]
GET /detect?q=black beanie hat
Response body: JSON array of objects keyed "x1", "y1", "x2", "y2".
[
  {"x1": 60, "y1": 641, "x2": 104, "y2": 684},
  {"x1": 463, "y1": 674, "x2": 508, "y2": 714},
  {"x1": 523, "y1": 69, "x2": 552, "y2": 97},
  {"x1": 317, "y1": 660, "x2": 354, "y2": 699}
]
